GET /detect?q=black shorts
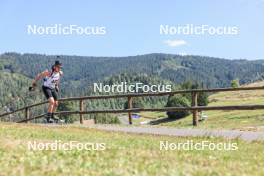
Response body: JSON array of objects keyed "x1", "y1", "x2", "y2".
[{"x1": 42, "y1": 86, "x2": 58, "y2": 101}]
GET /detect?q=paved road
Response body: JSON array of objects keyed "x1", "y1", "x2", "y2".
[
  {"x1": 89, "y1": 125, "x2": 264, "y2": 141},
  {"x1": 40, "y1": 123, "x2": 264, "y2": 141}
]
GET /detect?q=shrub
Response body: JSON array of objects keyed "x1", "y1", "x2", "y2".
[
  {"x1": 57, "y1": 101, "x2": 76, "y2": 123},
  {"x1": 166, "y1": 95, "x2": 191, "y2": 119},
  {"x1": 180, "y1": 81, "x2": 209, "y2": 106},
  {"x1": 231, "y1": 79, "x2": 240, "y2": 88}
]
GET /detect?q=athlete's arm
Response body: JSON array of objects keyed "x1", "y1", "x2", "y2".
[{"x1": 32, "y1": 70, "x2": 50, "y2": 86}]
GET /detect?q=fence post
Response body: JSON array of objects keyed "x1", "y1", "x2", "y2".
[
  {"x1": 25, "y1": 107, "x2": 29, "y2": 123},
  {"x1": 79, "y1": 99, "x2": 84, "y2": 124},
  {"x1": 128, "y1": 96, "x2": 133, "y2": 125},
  {"x1": 192, "y1": 92, "x2": 198, "y2": 126}
]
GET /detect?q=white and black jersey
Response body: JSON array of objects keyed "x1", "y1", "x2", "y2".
[{"x1": 43, "y1": 71, "x2": 62, "y2": 89}]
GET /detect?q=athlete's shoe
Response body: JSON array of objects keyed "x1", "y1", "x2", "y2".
[
  {"x1": 45, "y1": 112, "x2": 57, "y2": 123},
  {"x1": 51, "y1": 115, "x2": 60, "y2": 123},
  {"x1": 45, "y1": 116, "x2": 53, "y2": 123}
]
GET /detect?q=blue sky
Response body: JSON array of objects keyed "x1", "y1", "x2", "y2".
[{"x1": 0, "y1": 0, "x2": 263, "y2": 59}]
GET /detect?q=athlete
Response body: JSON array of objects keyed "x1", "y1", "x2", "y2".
[{"x1": 31, "y1": 59, "x2": 63, "y2": 123}]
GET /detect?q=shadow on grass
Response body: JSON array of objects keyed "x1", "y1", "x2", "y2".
[{"x1": 149, "y1": 116, "x2": 187, "y2": 125}]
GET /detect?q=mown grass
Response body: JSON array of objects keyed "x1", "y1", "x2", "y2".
[
  {"x1": 141, "y1": 82, "x2": 264, "y2": 130},
  {"x1": 0, "y1": 122, "x2": 263, "y2": 176}
]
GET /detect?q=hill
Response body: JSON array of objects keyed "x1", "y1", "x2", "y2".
[
  {"x1": 147, "y1": 81, "x2": 264, "y2": 130},
  {"x1": 1, "y1": 52, "x2": 264, "y2": 98},
  {"x1": 0, "y1": 71, "x2": 46, "y2": 122},
  {"x1": 2, "y1": 52, "x2": 264, "y2": 124},
  {"x1": 0, "y1": 71, "x2": 178, "y2": 123}
]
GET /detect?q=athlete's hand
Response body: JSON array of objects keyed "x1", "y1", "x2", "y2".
[
  {"x1": 29, "y1": 86, "x2": 35, "y2": 91},
  {"x1": 29, "y1": 81, "x2": 37, "y2": 91},
  {"x1": 32, "y1": 81, "x2": 37, "y2": 88}
]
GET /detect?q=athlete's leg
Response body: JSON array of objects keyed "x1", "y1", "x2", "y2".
[
  {"x1": 48, "y1": 97, "x2": 55, "y2": 113},
  {"x1": 42, "y1": 86, "x2": 55, "y2": 122},
  {"x1": 49, "y1": 100, "x2": 59, "y2": 122},
  {"x1": 52, "y1": 100, "x2": 58, "y2": 113},
  {"x1": 51, "y1": 90, "x2": 59, "y2": 120},
  {"x1": 47, "y1": 97, "x2": 55, "y2": 122}
]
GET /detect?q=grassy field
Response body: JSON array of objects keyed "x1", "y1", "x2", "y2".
[
  {"x1": 136, "y1": 81, "x2": 264, "y2": 130},
  {"x1": 0, "y1": 122, "x2": 263, "y2": 176}
]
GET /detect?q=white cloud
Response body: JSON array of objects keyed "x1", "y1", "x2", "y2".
[
  {"x1": 163, "y1": 39, "x2": 187, "y2": 47},
  {"x1": 178, "y1": 52, "x2": 187, "y2": 56}
]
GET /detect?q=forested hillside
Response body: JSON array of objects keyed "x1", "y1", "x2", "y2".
[
  {"x1": 0, "y1": 71, "x2": 45, "y2": 122},
  {"x1": 1, "y1": 52, "x2": 264, "y2": 96},
  {"x1": 1, "y1": 52, "x2": 264, "y2": 122}
]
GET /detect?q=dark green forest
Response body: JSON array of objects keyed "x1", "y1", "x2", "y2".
[
  {"x1": 2, "y1": 52, "x2": 264, "y2": 95},
  {"x1": 1, "y1": 52, "x2": 264, "y2": 122}
]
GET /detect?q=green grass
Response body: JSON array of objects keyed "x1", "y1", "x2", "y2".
[
  {"x1": 144, "y1": 82, "x2": 264, "y2": 130},
  {"x1": 0, "y1": 122, "x2": 263, "y2": 175}
]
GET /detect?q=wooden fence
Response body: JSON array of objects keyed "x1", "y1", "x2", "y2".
[{"x1": 1, "y1": 86, "x2": 264, "y2": 126}]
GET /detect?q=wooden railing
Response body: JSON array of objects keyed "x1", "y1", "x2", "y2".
[{"x1": 1, "y1": 86, "x2": 264, "y2": 126}]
